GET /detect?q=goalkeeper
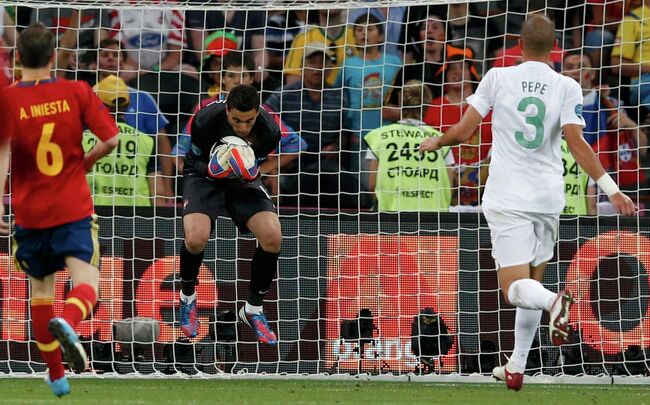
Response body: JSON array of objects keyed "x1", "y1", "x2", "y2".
[{"x1": 179, "y1": 84, "x2": 281, "y2": 345}]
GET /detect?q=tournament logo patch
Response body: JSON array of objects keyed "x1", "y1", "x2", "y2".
[{"x1": 575, "y1": 104, "x2": 583, "y2": 119}]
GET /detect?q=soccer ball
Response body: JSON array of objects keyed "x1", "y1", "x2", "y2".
[
  {"x1": 221, "y1": 136, "x2": 259, "y2": 182},
  {"x1": 208, "y1": 136, "x2": 259, "y2": 181}
]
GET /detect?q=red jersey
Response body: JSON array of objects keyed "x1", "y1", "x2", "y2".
[
  {"x1": 424, "y1": 96, "x2": 493, "y2": 206},
  {"x1": 492, "y1": 43, "x2": 564, "y2": 70},
  {"x1": 424, "y1": 96, "x2": 492, "y2": 165},
  {"x1": 3, "y1": 78, "x2": 118, "y2": 228}
]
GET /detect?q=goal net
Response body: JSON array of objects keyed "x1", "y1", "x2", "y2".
[{"x1": 0, "y1": 0, "x2": 649, "y2": 382}]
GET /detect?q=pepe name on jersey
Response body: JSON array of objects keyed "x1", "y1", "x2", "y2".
[{"x1": 521, "y1": 81, "x2": 549, "y2": 95}]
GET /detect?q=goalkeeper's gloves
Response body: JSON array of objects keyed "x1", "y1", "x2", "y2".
[{"x1": 207, "y1": 143, "x2": 232, "y2": 179}]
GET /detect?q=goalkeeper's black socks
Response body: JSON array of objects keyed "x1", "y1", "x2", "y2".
[
  {"x1": 248, "y1": 246, "x2": 279, "y2": 306},
  {"x1": 180, "y1": 243, "x2": 204, "y2": 296}
]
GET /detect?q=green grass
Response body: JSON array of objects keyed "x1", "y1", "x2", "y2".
[{"x1": 0, "y1": 378, "x2": 649, "y2": 405}]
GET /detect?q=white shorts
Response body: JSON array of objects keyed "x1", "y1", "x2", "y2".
[{"x1": 483, "y1": 207, "x2": 559, "y2": 269}]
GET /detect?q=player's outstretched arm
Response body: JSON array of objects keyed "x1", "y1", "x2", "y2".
[
  {"x1": 84, "y1": 134, "x2": 119, "y2": 172},
  {"x1": 419, "y1": 106, "x2": 483, "y2": 152},
  {"x1": 564, "y1": 124, "x2": 637, "y2": 216},
  {"x1": 0, "y1": 139, "x2": 10, "y2": 235}
]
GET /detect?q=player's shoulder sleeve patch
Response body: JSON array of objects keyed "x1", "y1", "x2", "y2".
[{"x1": 575, "y1": 104, "x2": 583, "y2": 119}]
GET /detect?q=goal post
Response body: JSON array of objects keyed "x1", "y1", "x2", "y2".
[{"x1": 0, "y1": 0, "x2": 649, "y2": 383}]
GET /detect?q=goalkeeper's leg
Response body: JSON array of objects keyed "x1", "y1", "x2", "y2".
[
  {"x1": 240, "y1": 211, "x2": 281, "y2": 345},
  {"x1": 178, "y1": 213, "x2": 211, "y2": 338}
]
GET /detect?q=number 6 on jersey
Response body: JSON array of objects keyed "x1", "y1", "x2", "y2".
[{"x1": 36, "y1": 122, "x2": 63, "y2": 176}]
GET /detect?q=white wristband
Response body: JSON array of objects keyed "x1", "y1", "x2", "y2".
[{"x1": 596, "y1": 174, "x2": 620, "y2": 197}]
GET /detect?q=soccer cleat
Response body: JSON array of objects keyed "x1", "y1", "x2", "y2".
[
  {"x1": 46, "y1": 375, "x2": 70, "y2": 397},
  {"x1": 179, "y1": 297, "x2": 199, "y2": 338},
  {"x1": 48, "y1": 318, "x2": 87, "y2": 373},
  {"x1": 549, "y1": 289, "x2": 574, "y2": 346},
  {"x1": 238, "y1": 306, "x2": 277, "y2": 345},
  {"x1": 492, "y1": 364, "x2": 524, "y2": 391}
]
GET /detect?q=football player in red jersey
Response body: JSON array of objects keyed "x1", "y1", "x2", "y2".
[{"x1": 0, "y1": 23, "x2": 118, "y2": 397}]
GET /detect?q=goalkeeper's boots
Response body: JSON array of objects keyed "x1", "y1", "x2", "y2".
[
  {"x1": 46, "y1": 375, "x2": 70, "y2": 397},
  {"x1": 549, "y1": 289, "x2": 574, "y2": 346},
  {"x1": 179, "y1": 296, "x2": 199, "y2": 338},
  {"x1": 492, "y1": 362, "x2": 524, "y2": 391},
  {"x1": 238, "y1": 306, "x2": 277, "y2": 345},
  {"x1": 48, "y1": 317, "x2": 87, "y2": 373}
]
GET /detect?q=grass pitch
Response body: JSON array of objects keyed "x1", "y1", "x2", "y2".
[{"x1": 0, "y1": 378, "x2": 649, "y2": 404}]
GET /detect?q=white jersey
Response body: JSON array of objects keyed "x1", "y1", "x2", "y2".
[{"x1": 467, "y1": 61, "x2": 585, "y2": 213}]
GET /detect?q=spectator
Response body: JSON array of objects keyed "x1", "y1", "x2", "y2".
[
  {"x1": 265, "y1": 42, "x2": 350, "y2": 204},
  {"x1": 0, "y1": 8, "x2": 15, "y2": 88},
  {"x1": 30, "y1": 6, "x2": 100, "y2": 51},
  {"x1": 365, "y1": 80, "x2": 454, "y2": 212},
  {"x1": 383, "y1": 10, "x2": 475, "y2": 122},
  {"x1": 103, "y1": 1, "x2": 188, "y2": 82},
  {"x1": 424, "y1": 57, "x2": 492, "y2": 207},
  {"x1": 563, "y1": 51, "x2": 646, "y2": 191},
  {"x1": 185, "y1": 8, "x2": 266, "y2": 69},
  {"x1": 348, "y1": 4, "x2": 408, "y2": 58},
  {"x1": 185, "y1": 8, "x2": 268, "y2": 93},
  {"x1": 560, "y1": 138, "x2": 597, "y2": 215},
  {"x1": 81, "y1": 38, "x2": 174, "y2": 205},
  {"x1": 55, "y1": 9, "x2": 100, "y2": 82},
  {"x1": 85, "y1": 75, "x2": 156, "y2": 207},
  {"x1": 611, "y1": 0, "x2": 650, "y2": 109},
  {"x1": 266, "y1": 42, "x2": 345, "y2": 168},
  {"x1": 284, "y1": 9, "x2": 356, "y2": 86},
  {"x1": 584, "y1": 0, "x2": 624, "y2": 69},
  {"x1": 339, "y1": 13, "x2": 402, "y2": 175},
  {"x1": 265, "y1": 10, "x2": 310, "y2": 81},
  {"x1": 200, "y1": 30, "x2": 240, "y2": 97},
  {"x1": 447, "y1": 3, "x2": 503, "y2": 73}
]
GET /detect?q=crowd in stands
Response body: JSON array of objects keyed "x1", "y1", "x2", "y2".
[{"x1": 1, "y1": 1, "x2": 649, "y2": 214}]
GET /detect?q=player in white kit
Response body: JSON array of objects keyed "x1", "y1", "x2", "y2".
[{"x1": 420, "y1": 14, "x2": 636, "y2": 391}]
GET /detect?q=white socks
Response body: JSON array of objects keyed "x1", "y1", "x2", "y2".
[
  {"x1": 180, "y1": 291, "x2": 196, "y2": 304},
  {"x1": 245, "y1": 302, "x2": 263, "y2": 315},
  {"x1": 509, "y1": 307, "x2": 542, "y2": 373},
  {"x1": 507, "y1": 279, "x2": 556, "y2": 312}
]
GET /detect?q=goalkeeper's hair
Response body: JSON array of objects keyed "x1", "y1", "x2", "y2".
[
  {"x1": 17, "y1": 22, "x2": 55, "y2": 69},
  {"x1": 226, "y1": 85, "x2": 260, "y2": 112}
]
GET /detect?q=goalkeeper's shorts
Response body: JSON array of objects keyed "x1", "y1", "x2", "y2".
[
  {"x1": 13, "y1": 215, "x2": 100, "y2": 278},
  {"x1": 483, "y1": 207, "x2": 559, "y2": 269},
  {"x1": 181, "y1": 175, "x2": 276, "y2": 233}
]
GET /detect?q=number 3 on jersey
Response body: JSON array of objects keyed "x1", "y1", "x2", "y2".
[
  {"x1": 515, "y1": 96, "x2": 546, "y2": 149},
  {"x1": 36, "y1": 122, "x2": 64, "y2": 176}
]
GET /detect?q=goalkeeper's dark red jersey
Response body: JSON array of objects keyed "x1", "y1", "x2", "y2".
[{"x1": 2, "y1": 78, "x2": 118, "y2": 228}]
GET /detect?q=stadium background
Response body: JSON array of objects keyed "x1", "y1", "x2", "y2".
[{"x1": 0, "y1": 208, "x2": 647, "y2": 376}]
